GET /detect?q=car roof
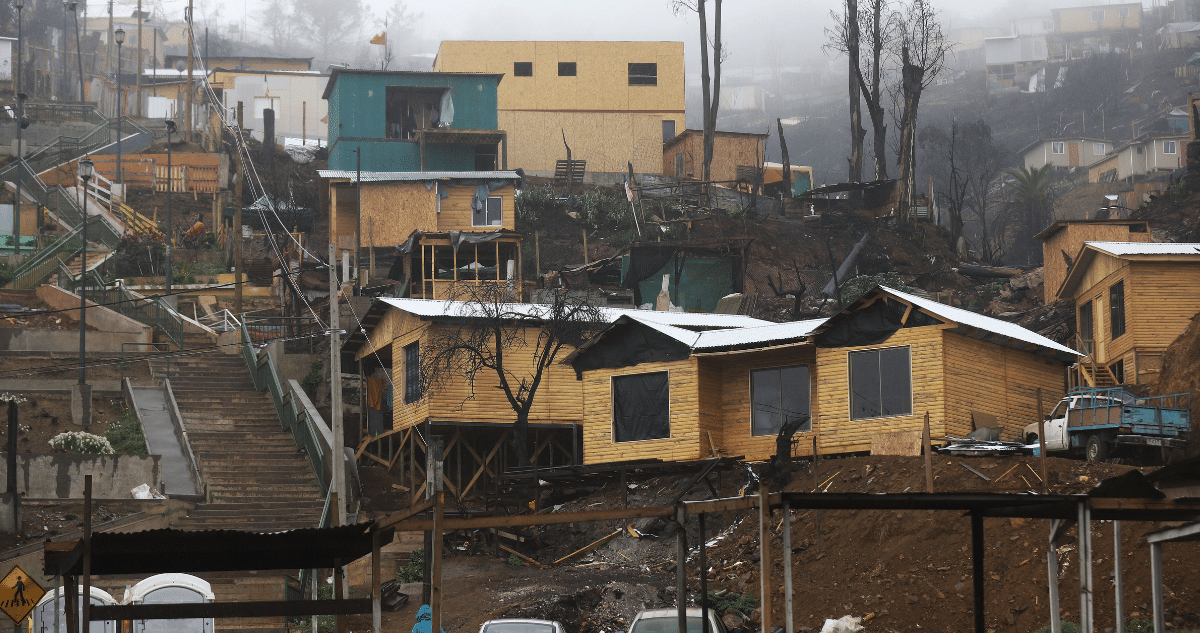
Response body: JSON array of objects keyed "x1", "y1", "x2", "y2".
[
  {"x1": 481, "y1": 620, "x2": 561, "y2": 626},
  {"x1": 634, "y1": 609, "x2": 708, "y2": 618}
]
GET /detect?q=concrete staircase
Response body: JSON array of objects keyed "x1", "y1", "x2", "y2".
[{"x1": 150, "y1": 352, "x2": 324, "y2": 633}]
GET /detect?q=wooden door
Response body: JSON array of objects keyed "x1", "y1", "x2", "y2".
[{"x1": 1068, "y1": 142, "x2": 1081, "y2": 167}]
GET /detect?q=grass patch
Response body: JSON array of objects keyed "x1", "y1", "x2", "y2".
[{"x1": 105, "y1": 409, "x2": 148, "y2": 455}]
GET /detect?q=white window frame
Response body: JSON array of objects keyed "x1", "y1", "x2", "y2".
[
  {"x1": 1051, "y1": 141, "x2": 1066, "y2": 154},
  {"x1": 470, "y1": 196, "x2": 503, "y2": 227},
  {"x1": 610, "y1": 370, "x2": 672, "y2": 444},
  {"x1": 1163, "y1": 140, "x2": 1178, "y2": 155},
  {"x1": 1093, "y1": 142, "x2": 1107, "y2": 155}
]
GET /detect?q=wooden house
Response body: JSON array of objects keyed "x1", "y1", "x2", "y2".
[
  {"x1": 567, "y1": 286, "x2": 1078, "y2": 463},
  {"x1": 1057, "y1": 242, "x2": 1200, "y2": 386},
  {"x1": 341, "y1": 298, "x2": 771, "y2": 494},
  {"x1": 1036, "y1": 219, "x2": 1151, "y2": 304},
  {"x1": 317, "y1": 170, "x2": 523, "y2": 297},
  {"x1": 662, "y1": 130, "x2": 768, "y2": 184}
]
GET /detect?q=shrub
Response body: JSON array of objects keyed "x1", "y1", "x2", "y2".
[
  {"x1": 838, "y1": 272, "x2": 919, "y2": 305},
  {"x1": 703, "y1": 591, "x2": 756, "y2": 618},
  {"x1": 396, "y1": 549, "x2": 424, "y2": 584},
  {"x1": 301, "y1": 361, "x2": 324, "y2": 400},
  {"x1": 105, "y1": 409, "x2": 148, "y2": 455},
  {"x1": 49, "y1": 431, "x2": 115, "y2": 455}
]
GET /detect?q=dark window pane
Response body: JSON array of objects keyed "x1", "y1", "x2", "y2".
[
  {"x1": 850, "y1": 351, "x2": 881, "y2": 420},
  {"x1": 558, "y1": 62, "x2": 576, "y2": 76},
  {"x1": 628, "y1": 62, "x2": 658, "y2": 86},
  {"x1": 662, "y1": 120, "x2": 676, "y2": 143},
  {"x1": 404, "y1": 343, "x2": 420, "y2": 404},
  {"x1": 1109, "y1": 281, "x2": 1125, "y2": 339},
  {"x1": 751, "y1": 369, "x2": 782, "y2": 436},
  {"x1": 779, "y1": 365, "x2": 811, "y2": 431},
  {"x1": 613, "y1": 372, "x2": 670, "y2": 442},
  {"x1": 878, "y1": 347, "x2": 912, "y2": 417},
  {"x1": 513, "y1": 62, "x2": 532, "y2": 77},
  {"x1": 1079, "y1": 301, "x2": 1093, "y2": 346},
  {"x1": 485, "y1": 197, "x2": 502, "y2": 226}
]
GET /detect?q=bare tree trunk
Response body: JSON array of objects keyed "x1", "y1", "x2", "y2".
[
  {"x1": 700, "y1": 0, "x2": 723, "y2": 205},
  {"x1": 698, "y1": 0, "x2": 711, "y2": 197},
  {"x1": 896, "y1": 45, "x2": 924, "y2": 220},
  {"x1": 866, "y1": 0, "x2": 888, "y2": 180},
  {"x1": 847, "y1": 0, "x2": 865, "y2": 183},
  {"x1": 513, "y1": 409, "x2": 530, "y2": 470}
]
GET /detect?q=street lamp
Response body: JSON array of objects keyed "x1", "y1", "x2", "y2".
[
  {"x1": 66, "y1": 1, "x2": 84, "y2": 104},
  {"x1": 114, "y1": 27, "x2": 125, "y2": 187},
  {"x1": 77, "y1": 156, "x2": 94, "y2": 427},
  {"x1": 164, "y1": 119, "x2": 176, "y2": 295},
  {"x1": 11, "y1": 92, "x2": 26, "y2": 255}
]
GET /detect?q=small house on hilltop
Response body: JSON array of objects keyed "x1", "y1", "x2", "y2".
[
  {"x1": 567, "y1": 286, "x2": 1077, "y2": 463},
  {"x1": 1021, "y1": 137, "x2": 1112, "y2": 172},
  {"x1": 1058, "y1": 242, "x2": 1200, "y2": 386}
]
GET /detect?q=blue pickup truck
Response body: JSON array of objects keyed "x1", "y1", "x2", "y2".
[{"x1": 1023, "y1": 387, "x2": 1190, "y2": 462}]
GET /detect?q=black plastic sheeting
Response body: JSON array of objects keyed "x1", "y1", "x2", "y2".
[
  {"x1": 815, "y1": 296, "x2": 945, "y2": 348},
  {"x1": 394, "y1": 229, "x2": 512, "y2": 256},
  {"x1": 570, "y1": 318, "x2": 693, "y2": 379},
  {"x1": 612, "y1": 371, "x2": 670, "y2": 443},
  {"x1": 622, "y1": 249, "x2": 678, "y2": 305}
]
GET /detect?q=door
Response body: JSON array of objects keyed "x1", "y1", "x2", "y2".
[
  {"x1": 1068, "y1": 142, "x2": 1081, "y2": 167},
  {"x1": 1044, "y1": 400, "x2": 1070, "y2": 451}
]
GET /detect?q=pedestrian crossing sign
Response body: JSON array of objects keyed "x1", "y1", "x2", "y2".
[{"x1": 0, "y1": 565, "x2": 45, "y2": 624}]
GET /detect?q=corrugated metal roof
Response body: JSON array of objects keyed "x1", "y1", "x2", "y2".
[
  {"x1": 692, "y1": 319, "x2": 826, "y2": 351},
  {"x1": 318, "y1": 170, "x2": 521, "y2": 182},
  {"x1": 879, "y1": 286, "x2": 1081, "y2": 358},
  {"x1": 375, "y1": 298, "x2": 772, "y2": 328},
  {"x1": 1084, "y1": 241, "x2": 1200, "y2": 257}
]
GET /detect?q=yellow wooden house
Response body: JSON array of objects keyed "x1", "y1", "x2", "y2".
[
  {"x1": 1036, "y1": 219, "x2": 1151, "y2": 304},
  {"x1": 567, "y1": 286, "x2": 1077, "y2": 463},
  {"x1": 1057, "y1": 242, "x2": 1200, "y2": 386},
  {"x1": 318, "y1": 170, "x2": 523, "y2": 298}
]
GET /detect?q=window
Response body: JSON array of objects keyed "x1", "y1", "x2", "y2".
[
  {"x1": 849, "y1": 347, "x2": 912, "y2": 420},
  {"x1": 1119, "y1": 7, "x2": 1130, "y2": 18},
  {"x1": 1136, "y1": 145, "x2": 1144, "y2": 154},
  {"x1": 628, "y1": 63, "x2": 658, "y2": 86},
  {"x1": 1093, "y1": 142, "x2": 1107, "y2": 155},
  {"x1": 662, "y1": 120, "x2": 676, "y2": 143},
  {"x1": 558, "y1": 62, "x2": 576, "y2": 76},
  {"x1": 1109, "y1": 281, "x2": 1126, "y2": 339},
  {"x1": 1111, "y1": 360, "x2": 1125, "y2": 384},
  {"x1": 1091, "y1": 9, "x2": 1104, "y2": 22},
  {"x1": 674, "y1": 152, "x2": 684, "y2": 178},
  {"x1": 612, "y1": 372, "x2": 670, "y2": 443},
  {"x1": 513, "y1": 62, "x2": 532, "y2": 77},
  {"x1": 403, "y1": 342, "x2": 421, "y2": 404},
  {"x1": 253, "y1": 97, "x2": 280, "y2": 119},
  {"x1": 1164, "y1": 140, "x2": 1178, "y2": 154},
  {"x1": 1051, "y1": 141, "x2": 1065, "y2": 154},
  {"x1": 751, "y1": 366, "x2": 811, "y2": 437},
  {"x1": 472, "y1": 196, "x2": 502, "y2": 227},
  {"x1": 1078, "y1": 300, "x2": 1094, "y2": 354}
]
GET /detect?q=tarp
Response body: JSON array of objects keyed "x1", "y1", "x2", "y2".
[
  {"x1": 570, "y1": 320, "x2": 693, "y2": 379},
  {"x1": 394, "y1": 229, "x2": 513, "y2": 255},
  {"x1": 612, "y1": 371, "x2": 670, "y2": 442},
  {"x1": 621, "y1": 254, "x2": 735, "y2": 312},
  {"x1": 814, "y1": 298, "x2": 906, "y2": 348}
]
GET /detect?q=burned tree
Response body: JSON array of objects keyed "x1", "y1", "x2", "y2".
[
  {"x1": 827, "y1": 0, "x2": 897, "y2": 181},
  {"x1": 894, "y1": 0, "x2": 949, "y2": 220},
  {"x1": 672, "y1": 0, "x2": 723, "y2": 201},
  {"x1": 419, "y1": 283, "x2": 606, "y2": 467}
]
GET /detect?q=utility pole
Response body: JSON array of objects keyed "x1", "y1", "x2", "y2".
[
  {"x1": 107, "y1": 0, "x2": 113, "y2": 80},
  {"x1": 234, "y1": 102, "x2": 244, "y2": 316},
  {"x1": 136, "y1": 0, "x2": 142, "y2": 116},
  {"x1": 185, "y1": 0, "x2": 194, "y2": 138},
  {"x1": 355, "y1": 148, "x2": 362, "y2": 292},
  {"x1": 328, "y1": 243, "x2": 346, "y2": 527}
]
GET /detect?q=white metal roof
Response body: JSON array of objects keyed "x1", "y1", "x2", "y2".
[
  {"x1": 376, "y1": 298, "x2": 772, "y2": 329},
  {"x1": 879, "y1": 286, "x2": 1081, "y2": 357},
  {"x1": 692, "y1": 319, "x2": 826, "y2": 351},
  {"x1": 1084, "y1": 241, "x2": 1200, "y2": 257},
  {"x1": 318, "y1": 170, "x2": 520, "y2": 182},
  {"x1": 128, "y1": 573, "x2": 215, "y2": 602}
]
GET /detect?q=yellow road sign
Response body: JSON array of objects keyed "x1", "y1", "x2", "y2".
[{"x1": 0, "y1": 564, "x2": 46, "y2": 624}]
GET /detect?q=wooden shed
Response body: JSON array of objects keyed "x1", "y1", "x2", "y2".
[
  {"x1": 1036, "y1": 219, "x2": 1151, "y2": 303},
  {"x1": 1057, "y1": 241, "x2": 1200, "y2": 386},
  {"x1": 568, "y1": 286, "x2": 1078, "y2": 463}
]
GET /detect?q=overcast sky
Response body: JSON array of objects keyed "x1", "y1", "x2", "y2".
[{"x1": 89, "y1": 0, "x2": 1164, "y2": 75}]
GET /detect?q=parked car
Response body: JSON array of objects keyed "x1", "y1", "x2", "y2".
[
  {"x1": 479, "y1": 619, "x2": 567, "y2": 633},
  {"x1": 628, "y1": 608, "x2": 728, "y2": 633},
  {"x1": 1023, "y1": 387, "x2": 1190, "y2": 462}
]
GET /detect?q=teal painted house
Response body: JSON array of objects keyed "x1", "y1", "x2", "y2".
[{"x1": 322, "y1": 69, "x2": 507, "y2": 172}]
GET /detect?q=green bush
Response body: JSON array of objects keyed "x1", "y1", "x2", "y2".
[
  {"x1": 49, "y1": 431, "x2": 114, "y2": 455},
  {"x1": 702, "y1": 592, "x2": 756, "y2": 618},
  {"x1": 301, "y1": 361, "x2": 324, "y2": 400},
  {"x1": 105, "y1": 409, "x2": 148, "y2": 455},
  {"x1": 396, "y1": 549, "x2": 424, "y2": 584},
  {"x1": 506, "y1": 555, "x2": 524, "y2": 568}
]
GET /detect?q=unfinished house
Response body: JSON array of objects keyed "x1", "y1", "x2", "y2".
[
  {"x1": 323, "y1": 68, "x2": 507, "y2": 172},
  {"x1": 567, "y1": 286, "x2": 1076, "y2": 463},
  {"x1": 1057, "y1": 242, "x2": 1200, "y2": 386},
  {"x1": 662, "y1": 129, "x2": 767, "y2": 184},
  {"x1": 433, "y1": 41, "x2": 684, "y2": 180},
  {"x1": 1036, "y1": 219, "x2": 1151, "y2": 303},
  {"x1": 342, "y1": 299, "x2": 770, "y2": 495},
  {"x1": 1048, "y1": 3, "x2": 1144, "y2": 60},
  {"x1": 317, "y1": 170, "x2": 523, "y2": 296},
  {"x1": 983, "y1": 34, "x2": 1048, "y2": 93}
]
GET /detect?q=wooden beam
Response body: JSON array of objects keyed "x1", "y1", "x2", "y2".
[
  {"x1": 499, "y1": 543, "x2": 549, "y2": 568},
  {"x1": 431, "y1": 491, "x2": 443, "y2": 633},
  {"x1": 758, "y1": 483, "x2": 772, "y2": 633},
  {"x1": 90, "y1": 599, "x2": 373, "y2": 620},
  {"x1": 376, "y1": 496, "x2": 435, "y2": 530}
]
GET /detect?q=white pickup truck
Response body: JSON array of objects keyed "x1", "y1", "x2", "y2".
[{"x1": 1023, "y1": 387, "x2": 1189, "y2": 463}]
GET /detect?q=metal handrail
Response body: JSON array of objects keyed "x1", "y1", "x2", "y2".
[
  {"x1": 6, "y1": 216, "x2": 101, "y2": 289},
  {"x1": 197, "y1": 309, "x2": 241, "y2": 332}
]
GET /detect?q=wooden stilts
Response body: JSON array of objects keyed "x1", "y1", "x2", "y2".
[
  {"x1": 431, "y1": 491, "x2": 444, "y2": 633},
  {"x1": 923, "y1": 412, "x2": 934, "y2": 493},
  {"x1": 699, "y1": 512, "x2": 710, "y2": 633},
  {"x1": 758, "y1": 483, "x2": 772, "y2": 633},
  {"x1": 676, "y1": 504, "x2": 687, "y2": 633},
  {"x1": 783, "y1": 499, "x2": 793, "y2": 633},
  {"x1": 371, "y1": 529, "x2": 382, "y2": 633},
  {"x1": 1048, "y1": 520, "x2": 1062, "y2": 633}
]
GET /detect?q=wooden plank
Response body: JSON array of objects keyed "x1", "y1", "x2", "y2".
[
  {"x1": 870, "y1": 430, "x2": 922, "y2": 456},
  {"x1": 431, "y1": 492, "x2": 443, "y2": 633},
  {"x1": 499, "y1": 543, "x2": 549, "y2": 568},
  {"x1": 376, "y1": 496, "x2": 435, "y2": 530},
  {"x1": 552, "y1": 529, "x2": 622, "y2": 564}
]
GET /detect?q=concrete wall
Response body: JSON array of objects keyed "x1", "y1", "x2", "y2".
[
  {"x1": 0, "y1": 285, "x2": 153, "y2": 352},
  {"x1": 37, "y1": 286, "x2": 153, "y2": 335},
  {"x1": 2, "y1": 453, "x2": 162, "y2": 499}
]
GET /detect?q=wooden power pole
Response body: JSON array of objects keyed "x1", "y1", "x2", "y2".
[{"x1": 234, "y1": 102, "x2": 244, "y2": 316}]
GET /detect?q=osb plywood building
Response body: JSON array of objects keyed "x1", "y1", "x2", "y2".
[
  {"x1": 317, "y1": 170, "x2": 523, "y2": 299},
  {"x1": 1036, "y1": 219, "x2": 1151, "y2": 303},
  {"x1": 662, "y1": 129, "x2": 768, "y2": 183},
  {"x1": 433, "y1": 41, "x2": 685, "y2": 180},
  {"x1": 1058, "y1": 242, "x2": 1200, "y2": 386},
  {"x1": 567, "y1": 287, "x2": 1076, "y2": 463}
]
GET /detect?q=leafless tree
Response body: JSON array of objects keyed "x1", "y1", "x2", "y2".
[
  {"x1": 672, "y1": 0, "x2": 723, "y2": 202},
  {"x1": 292, "y1": 0, "x2": 365, "y2": 65},
  {"x1": 826, "y1": 0, "x2": 897, "y2": 181},
  {"x1": 419, "y1": 283, "x2": 606, "y2": 468},
  {"x1": 894, "y1": 0, "x2": 950, "y2": 221},
  {"x1": 919, "y1": 119, "x2": 1007, "y2": 252}
]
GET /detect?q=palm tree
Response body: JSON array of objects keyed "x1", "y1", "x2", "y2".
[{"x1": 1004, "y1": 165, "x2": 1057, "y2": 265}]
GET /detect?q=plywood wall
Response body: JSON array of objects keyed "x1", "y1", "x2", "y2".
[
  {"x1": 1043, "y1": 225, "x2": 1149, "y2": 302},
  {"x1": 581, "y1": 359, "x2": 703, "y2": 464},
  {"x1": 814, "y1": 327, "x2": 947, "y2": 454},
  {"x1": 662, "y1": 132, "x2": 765, "y2": 183},
  {"x1": 437, "y1": 182, "x2": 515, "y2": 232},
  {"x1": 942, "y1": 332, "x2": 1066, "y2": 441}
]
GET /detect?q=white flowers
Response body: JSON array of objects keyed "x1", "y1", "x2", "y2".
[
  {"x1": 49, "y1": 431, "x2": 115, "y2": 455},
  {"x1": 0, "y1": 393, "x2": 27, "y2": 404}
]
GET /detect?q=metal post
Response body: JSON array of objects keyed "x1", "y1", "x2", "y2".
[
  {"x1": 758, "y1": 482, "x2": 771, "y2": 633},
  {"x1": 6, "y1": 401, "x2": 16, "y2": 533},
  {"x1": 1150, "y1": 541, "x2": 1164, "y2": 633},
  {"x1": 329, "y1": 242, "x2": 346, "y2": 527},
  {"x1": 1037, "y1": 388, "x2": 1049, "y2": 493},
  {"x1": 1114, "y1": 521, "x2": 1124, "y2": 633},
  {"x1": 676, "y1": 504, "x2": 687, "y2": 633},
  {"x1": 185, "y1": 0, "x2": 193, "y2": 137},
  {"x1": 1078, "y1": 502, "x2": 1093, "y2": 633},
  {"x1": 699, "y1": 512, "x2": 709, "y2": 633},
  {"x1": 115, "y1": 29, "x2": 124, "y2": 187},
  {"x1": 356, "y1": 148, "x2": 362, "y2": 291},
  {"x1": 165, "y1": 122, "x2": 174, "y2": 295},
  {"x1": 782, "y1": 499, "x2": 793, "y2": 633},
  {"x1": 971, "y1": 510, "x2": 985, "y2": 633},
  {"x1": 371, "y1": 528, "x2": 381, "y2": 633},
  {"x1": 81, "y1": 475, "x2": 92, "y2": 633},
  {"x1": 77, "y1": 160, "x2": 93, "y2": 427},
  {"x1": 135, "y1": 0, "x2": 141, "y2": 117},
  {"x1": 1048, "y1": 520, "x2": 1062, "y2": 633},
  {"x1": 72, "y1": 3, "x2": 83, "y2": 104},
  {"x1": 431, "y1": 491, "x2": 444, "y2": 633},
  {"x1": 12, "y1": 90, "x2": 23, "y2": 254},
  {"x1": 234, "y1": 103, "x2": 244, "y2": 315}
]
